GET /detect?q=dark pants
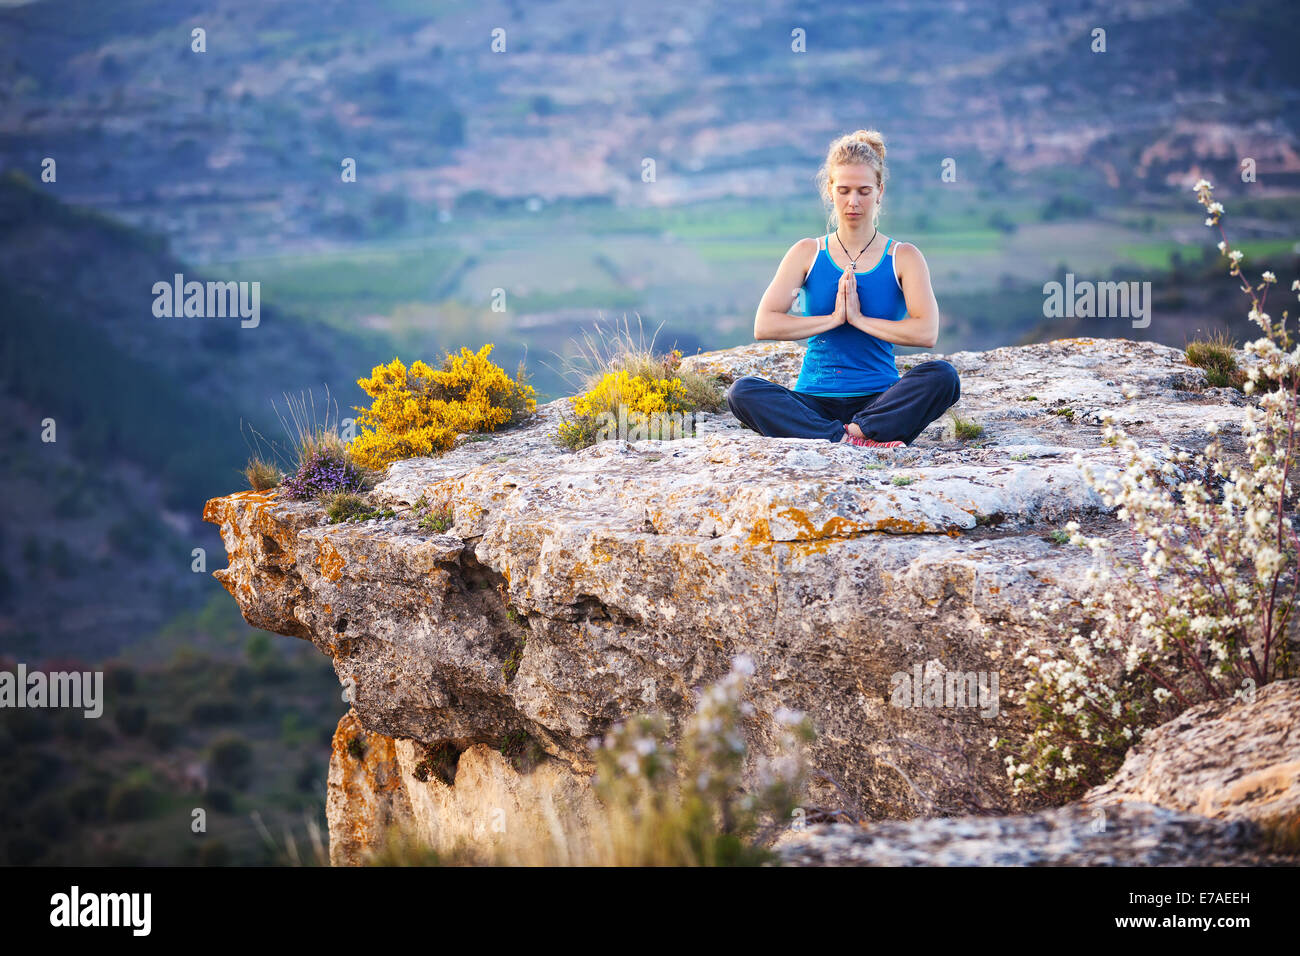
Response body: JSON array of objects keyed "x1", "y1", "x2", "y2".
[{"x1": 724, "y1": 360, "x2": 961, "y2": 445}]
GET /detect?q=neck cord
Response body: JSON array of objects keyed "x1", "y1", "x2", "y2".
[{"x1": 835, "y1": 225, "x2": 877, "y2": 269}]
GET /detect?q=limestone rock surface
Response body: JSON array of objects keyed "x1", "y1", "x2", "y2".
[
  {"x1": 203, "y1": 337, "x2": 1269, "y2": 863},
  {"x1": 775, "y1": 679, "x2": 1300, "y2": 866},
  {"x1": 1084, "y1": 679, "x2": 1300, "y2": 825}
]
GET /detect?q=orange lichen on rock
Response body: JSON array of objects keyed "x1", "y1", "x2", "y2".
[
  {"x1": 874, "y1": 516, "x2": 936, "y2": 534},
  {"x1": 327, "y1": 710, "x2": 412, "y2": 866},
  {"x1": 201, "y1": 497, "x2": 226, "y2": 525},
  {"x1": 785, "y1": 537, "x2": 839, "y2": 558},
  {"x1": 745, "y1": 515, "x2": 772, "y2": 546},
  {"x1": 318, "y1": 540, "x2": 346, "y2": 583},
  {"x1": 587, "y1": 541, "x2": 615, "y2": 564},
  {"x1": 777, "y1": 506, "x2": 864, "y2": 541}
]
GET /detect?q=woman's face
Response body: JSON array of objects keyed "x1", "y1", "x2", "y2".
[{"x1": 829, "y1": 163, "x2": 882, "y2": 226}]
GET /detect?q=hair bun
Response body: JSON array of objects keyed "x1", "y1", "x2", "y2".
[{"x1": 852, "y1": 129, "x2": 886, "y2": 159}]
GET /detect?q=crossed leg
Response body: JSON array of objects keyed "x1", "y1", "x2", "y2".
[
  {"x1": 725, "y1": 359, "x2": 961, "y2": 446},
  {"x1": 724, "y1": 377, "x2": 858, "y2": 443},
  {"x1": 848, "y1": 360, "x2": 961, "y2": 445}
]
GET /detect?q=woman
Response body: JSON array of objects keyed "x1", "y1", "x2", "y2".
[{"x1": 726, "y1": 129, "x2": 961, "y2": 448}]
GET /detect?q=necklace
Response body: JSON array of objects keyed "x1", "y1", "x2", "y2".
[{"x1": 835, "y1": 225, "x2": 877, "y2": 270}]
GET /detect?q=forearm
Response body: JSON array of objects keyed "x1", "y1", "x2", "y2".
[
  {"x1": 755, "y1": 310, "x2": 843, "y2": 341},
  {"x1": 848, "y1": 312, "x2": 938, "y2": 348}
]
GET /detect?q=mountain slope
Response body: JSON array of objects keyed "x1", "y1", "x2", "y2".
[{"x1": 0, "y1": 171, "x2": 388, "y2": 656}]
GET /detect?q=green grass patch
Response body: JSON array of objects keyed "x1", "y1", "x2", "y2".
[
  {"x1": 1185, "y1": 330, "x2": 1246, "y2": 390},
  {"x1": 411, "y1": 494, "x2": 455, "y2": 533},
  {"x1": 323, "y1": 491, "x2": 396, "y2": 524},
  {"x1": 947, "y1": 409, "x2": 984, "y2": 441}
]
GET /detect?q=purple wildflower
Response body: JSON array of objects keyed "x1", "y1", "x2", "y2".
[{"x1": 282, "y1": 448, "x2": 365, "y2": 501}]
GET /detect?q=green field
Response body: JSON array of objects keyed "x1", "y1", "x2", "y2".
[
  {"x1": 206, "y1": 188, "x2": 1300, "y2": 403},
  {"x1": 1117, "y1": 238, "x2": 1298, "y2": 271}
]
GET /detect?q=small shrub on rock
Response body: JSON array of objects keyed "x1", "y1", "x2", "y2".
[
  {"x1": 281, "y1": 444, "x2": 367, "y2": 501},
  {"x1": 555, "y1": 321, "x2": 724, "y2": 451},
  {"x1": 411, "y1": 494, "x2": 454, "y2": 533},
  {"x1": 411, "y1": 741, "x2": 460, "y2": 786},
  {"x1": 322, "y1": 491, "x2": 395, "y2": 524},
  {"x1": 349, "y1": 345, "x2": 536, "y2": 470},
  {"x1": 244, "y1": 456, "x2": 280, "y2": 491},
  {"x1": 324, "y1": 491, "x2": 368, "y2": 523},
  {"x1": 558, "y1": 367, "x2": 692, "y2": 450},
  {"x1": 947, "y1": 409, "x2": 984, "y2": 441},
  {"x1": 252, "y1": 386, "x2": 368, "y2": 497},
  {"x1": 1185, "y1": 330, "x2": 1246, "y2": 390}
]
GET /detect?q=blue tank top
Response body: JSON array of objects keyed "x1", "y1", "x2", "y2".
[{"x1": 793, "y1": 234, "x2": 908, "y2": 395}]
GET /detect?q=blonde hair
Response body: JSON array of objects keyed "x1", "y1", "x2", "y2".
[{"x1": 816, "y1": 129, "x2": 888, "y2": 231}]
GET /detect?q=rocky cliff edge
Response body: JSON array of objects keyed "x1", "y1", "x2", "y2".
[{"x1": 203, "y1": 337, "x2": 1295, "y2": 864}]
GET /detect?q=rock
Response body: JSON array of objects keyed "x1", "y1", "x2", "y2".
[
  {"x1": 772, "y1": 803, "x2": 1272, "y2": 866},
  {"x1": 775, "y1": 679, "x2": 1300, "y2": 866},
  {"x1": 327, "y1": 709, "x2": 412, "y2": 867},
  {"x1": 202, "y1": 491, "x2": 321, "y2": 640},
  {"x1": 391, "y1": 739, "x2": 601, "y2": 863},
  {"x1": 1084, "y1": 679, "x2": 1300, "y2": 825},
  {"x1": 681, "y1": 336, "x2": 1250, "y2": 450},
  {"x1": 204, "y1": 337, "x2": 1261, "y2": 862},
  {"x1": 327, "y1": 709, "x2": 602, "y2": 864}
]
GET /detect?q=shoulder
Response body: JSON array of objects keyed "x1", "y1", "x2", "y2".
[
  {"x1": 891, "y1": 241, "x2": 928, "y2": 274},
  {"x1": 792, "y1": 236, "x2": 820, "y2": 257},
  {"x1": 788, "y1": 235, "x2": 821, "y2": 277}
]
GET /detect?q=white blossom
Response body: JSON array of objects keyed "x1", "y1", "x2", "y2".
[{"x1": 1006, "y1": 183, "x2": 1297, "y2": 800}]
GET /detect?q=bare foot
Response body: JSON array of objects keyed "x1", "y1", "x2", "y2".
[{"x1": 841, "y1": 422, "x2": 905, "y2": 448}]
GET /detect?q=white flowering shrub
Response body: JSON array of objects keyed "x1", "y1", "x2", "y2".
[
  {"x1": 591, "y1": 655, "x2": 815, "y2": 865},
  {"x1": 997, "y1": 181, "x2": 1300, "y2": 800}
]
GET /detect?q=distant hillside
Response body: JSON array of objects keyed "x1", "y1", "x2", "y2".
[
  {"x1": 0, "y1": 171, "x2": 386, "y2": 657},
  {"x1": 2, "y1": 0, "x2": 1297, "y2": 262}
]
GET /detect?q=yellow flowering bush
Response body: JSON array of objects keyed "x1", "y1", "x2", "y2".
[
  {"x1": 571, "y1": 369, "x2": 687, "y2": 419},
  {"x1": 349, "y1": 344, "x2": 536, "y2": 469},
  {"x1": 557, "y1": 368, "x2": 690, "y2": 449}
]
